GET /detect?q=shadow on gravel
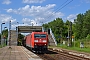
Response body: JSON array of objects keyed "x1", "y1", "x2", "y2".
[{"x1": 44, "y1": 50, "x2": 58, "y2": 54}]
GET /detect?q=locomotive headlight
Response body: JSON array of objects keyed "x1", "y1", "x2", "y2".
[
  {"x1": 43, "y1": 40, "x2": 47, "y2": 42},
  {"x1": 34, "y1": 40, "x2": 38, "y2": 42}
]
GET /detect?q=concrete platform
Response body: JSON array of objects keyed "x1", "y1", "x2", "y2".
[{"x1": 0, "y1": 46, "x2": 42, "y2": 60}]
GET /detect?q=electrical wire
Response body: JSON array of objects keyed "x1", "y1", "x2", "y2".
[{"x1": 46, "y1": 0, "x2": 73, "y2": 21}]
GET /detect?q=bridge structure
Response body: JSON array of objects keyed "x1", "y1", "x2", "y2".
[
  {"x1": 8, "y1": 26, "x2": 57, "y2": 46},
  {"x1": 17, "y1": 26, "x2": 43, "y2": 33}
]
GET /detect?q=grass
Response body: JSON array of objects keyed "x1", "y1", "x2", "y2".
[{"x1": 49, "y1": 43, "x2": 90, "y2": 53}]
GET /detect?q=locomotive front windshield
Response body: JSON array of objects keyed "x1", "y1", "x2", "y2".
[{"x1": 34, "y1": 34, "x2": 46, "y2": 38}]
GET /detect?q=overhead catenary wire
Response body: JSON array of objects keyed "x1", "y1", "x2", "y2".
[
  {"x1": 46, "y1": 0, "x2": 73, "y2": 21},
  {"x1": 53, "y1": 0, "x2": 69, "y2": 13},
  {"x1": 55, "y1": 0, "x2": 73, "y2": 13}
]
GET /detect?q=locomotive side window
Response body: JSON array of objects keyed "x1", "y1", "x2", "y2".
[{"x1": 34, "y1": 34, "x2": 46, "y2": 38}]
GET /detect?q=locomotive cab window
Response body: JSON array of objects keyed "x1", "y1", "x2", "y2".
[{"x1": 34, "y1": 34, "x2": 46, "y2": 38}]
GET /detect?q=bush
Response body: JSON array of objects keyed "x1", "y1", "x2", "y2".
[
  {"x1": 86, "y1": 34, "x2": 90, "y2": 39},
  {"x1": 74, "y1": 41, "x2": 80, "y2": 47}
]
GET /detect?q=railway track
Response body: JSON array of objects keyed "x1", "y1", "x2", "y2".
[
  {"x1": 25, "y1": 46, "x2": 90, "y2": 60},
  {"x1": 37, "y1": 48, "x2": 90, "y2": 60},
  {"x1": 36, "y1": 50, "x2": 57, "y2": 60}
]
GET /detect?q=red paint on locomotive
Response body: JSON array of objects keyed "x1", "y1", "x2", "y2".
[{"x1": 25, "y1": 32, "x2": 48, "y2": 51}]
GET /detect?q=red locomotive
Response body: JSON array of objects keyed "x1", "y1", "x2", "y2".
[{"x1": 25, "y1": 32, "x2": 48, "y2": 52}]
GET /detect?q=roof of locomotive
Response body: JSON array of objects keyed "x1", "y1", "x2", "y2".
[
  {"x1": 25, "y1": 32, "x2": 47, "y2": 36},
  {"x1": 32, "y1": 32, "x2": 47, "y2": 34}
]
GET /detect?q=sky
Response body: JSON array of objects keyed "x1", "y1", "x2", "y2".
[{"x1": 0, "y1": 0, "x2": 90, "y2": 31}]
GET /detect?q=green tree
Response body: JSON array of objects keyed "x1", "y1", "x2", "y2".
[
  {"x1": 2, "y1": 29, "x2": 8, "y2": 39},
  {"x1": 83, "y1": 10, "x2": 90, "y2": 37},
  {"x1": 74, "y1": 14, "x2": 84, "y2": 39},
  {"x1": 18, "y1": 34, "x2": 25, "y2": 46},
  {"x1": 73, "y1": 10, "x2": 90, "y2": 39}
]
